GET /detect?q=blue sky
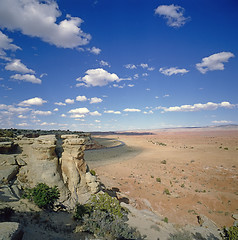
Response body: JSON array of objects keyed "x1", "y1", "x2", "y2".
[{"x1": 0, "y1": 0, "x2": 237, "y2": 131}]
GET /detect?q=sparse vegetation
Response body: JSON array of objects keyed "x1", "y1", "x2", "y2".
[
  {"x1": 22, "y1": 183, "x2": 60, "y2": 209},
  {"x1": 74, "y1": 192, "x2": 145, "y2": 239},
  {"x1": 156, "y1": 177, "x2": 161, "y2": 183},
  {"x1": 162, "y1": 217, "x2": 168, "y2": 223},
  {"x1": 163, "y1": 188, "x2": 170, "y2": 195},
  {"x1": 222, "y1": 226, "x2": 238, "y2": 240},
  {"x1": 168, "y1": 230, "x2": 192, "y2": 240},
  {"x1": 90, "y1": 169, "x2": 96, "y2": 176},
  {"x1": 224, "y1": 147, "x2": 229, "y2": 150},
  {"x1": 161, "y1": 160, "x2": 167, "y2": 164}
]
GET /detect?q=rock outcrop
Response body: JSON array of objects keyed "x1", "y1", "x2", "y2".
[
  {"x1": 0, "y1": 222, "x2": 23, "y2": 240},
  {"x1": 0, "y1": 134, "x2": 100, "y2": 208}
]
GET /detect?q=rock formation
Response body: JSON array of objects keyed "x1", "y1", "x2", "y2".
[{"x1": 0, "y1": 134, "x2": 100, "y2": 208}]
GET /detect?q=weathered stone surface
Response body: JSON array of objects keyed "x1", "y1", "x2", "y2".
[
  {"x1": 0, "y1": 165, "x2": 19, "y2": 183},
  {"x1": 0, "y1": 185, "x2": 20, "y2": 202},
  {"x1": 0, "y1": 142, "x2": 16, "y2": 154},
  {"x1": 232, "y1": 214, "x2": 238, "y2": 220},
  {"x1": 0, "y1": 222, "x2": 23, "y2": 240},
  {"x1": 16, "y1": 135, "x2": 70, "y2": 204},
  {"x1": 0, "y1": 155, "x2": 16, "y2": 166}
]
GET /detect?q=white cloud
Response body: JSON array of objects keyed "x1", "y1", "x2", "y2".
[
  {"x1": 140, "y1": 63, "x2": 148, "y2": 68},
  {"x1": 76, "y1": 95, "x2": 87, "y2": 102},
  {"x1": 17, "y1": 122, "x2": 28, "y2": 127},
  {"x1": 163, "y1": 101, "x2": 235, "y2": 112},
  {"x1": 212, "y1": 120, "x2": 233, "y2": 124},
  {"x1": 133, "y1": 74, "x2": 139, "y2": 79},
  {"x1": 61, "y1": 114, "x2": 66, "y2": 117},
  {"x1": 0, "y1": 0, "x2": 91, "y2": 48},
  {"x1": 11, "y1": 74, "x2": 41, "y2": 84},
  {"x1": 5, "y1": 59, "x2": 35, "y2": 73},
  {"x1": 53, "y1": 108, "x2": 58, "y2": 112},
  {"x1": 143, "y1": 110, "x2": 154, "y2": 114},
  {"x1": 159, "y1": 67, "x2": 189, "y2": 76},
  {"x1": 104, "y1": 110, "x2": 121, "y2": 114},
  {"x1": 146, "y1": 88, "x2": 150, "y2": 91},
  {"x1": 55, "y1": 102, "x2": 66, "y2": 106},
  {"x1": 100, "y1": 60, "x2": 110, "y2": 67},
  {"x1": 90, "y1": 97, "x2": 102, "y2": 104},
  {"x1": 128, "y1": 84, "x2": 134, "y2": 87},
  {"x1": 65, "y1": 98, "x2": 74, "y2": 104},
  {"x1": 40, "y1": 73, "x2": 47, "y2": 78},
  {"x1": 68, "y1": 107, "x2": 90, "y2": 114},
  {"x1": 142, "y1": 73, "x2": 149, "y2": 77},
  {"x1": 123, "y1": 108, "x2": 141, "y2": 112},
  {"x1": 155, "y1": 96, "x2": 159, "y2": 99},
  {"x1": 70, "y1": 114, "x2": 85, "y2": 118},
  {"x1": 163, "y1": 94, "x2": 170, "y2": 98},
  {"x1": 8, "y1": 106, "x2": 30, "y2": 114},
  {"x1": 113, "y1": 84, "x2": 125, "y2": 88},
  {"x1": 155, "y1": 4, "x2": 189, "y2": 28},
  {"x1": 148, "y1": 67, "x2": 155, "y2": 71},
  {"x1": 124, "y1": 64, "x2": 137, "y2": 69},
  {"x1": 33, "y1": 110, "x2": 52, "y2": 115},
  {"x1": 40, "y1": 122, "x2": 56, "y2": 126},
  {"x1": 87, "y1": 46, "x2": 101, "y2": 55},
  {"x1": 0, "y1": 30, "x2": 21, "y2": 55},
  {"x1": 18, "y1": 97, "x2": 47, "y2": 106},
  {"x1": 196, "y1": 52, "x2": 235, "y2": 74},
  {"x1": 76, "y1": 68, "x2": 120, "y2": 87},
  {"x1": 18, "y1": 114, "x2": 27, "y2": 119},
  {"x1": 90, "y1": 111, "x2": 102, "y2": 116},
  {"x1": 95, "y1": 120, "x2": 100, "y2": 123}
]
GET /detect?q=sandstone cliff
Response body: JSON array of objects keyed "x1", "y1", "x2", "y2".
[{"x1": 0, "y1": 134, "x2": 100, "y2": 208}]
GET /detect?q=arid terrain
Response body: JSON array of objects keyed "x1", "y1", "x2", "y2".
[{"x1": 86, "y1": 128, "x2": 238, "y2": 228}]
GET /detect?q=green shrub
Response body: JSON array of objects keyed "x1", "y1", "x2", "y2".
[
  {"x1": 74, "y1": 193, "x2": 145, "y2": 239},
  {"x1": 90, "y1": 169, "x2": 96, "y2": 176},
  {"x1": 168, "y1": 230, "x2": 192, "y2": 240},
  {"x1": 156, "y1": 178, "x2": 161, "y2": 183},
  {"x1": 82, "y1": 210, "x2": 144, "y2": 239},
  {"x1": 161, "y1": 160, "x2": 167, "y2": 164},
  {"x1": 162, "y1": 217, "x2": 168, "y2": 223},
  {"x1": 163, "y1": 188, "x2": 170, "y2": 195},
  {"x1": 23, "y1": 183, "x2": 60, "y2": 209},
  {"x1": 222, "y1": 226, "x2": 238, "y2": 240}
]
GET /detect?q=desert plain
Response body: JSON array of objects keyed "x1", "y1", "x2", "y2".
[{"x1": 85, "y1": 127, "x2": 238, "y2": 228}]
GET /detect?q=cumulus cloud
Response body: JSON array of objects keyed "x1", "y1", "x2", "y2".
[
  {"x1": 163, "y1": 101, "x2": 235, "y2": 112},
  {"x1": 87, "y1": 46, "x2": 101, "y2": 55},
  {"x1": 18, "y1": 115, "x2": 27, "y2": 119},
  {"x1": 104, "y1": 110, "x2": 121, "y2": 114},
  {"x1": 18, "y1": 97, "x2": 47, "y2": 106},
  {"x1": 143, "y1": 110, "x2": 154, "y2": 114},
  {"x1": 55, "y1": 102, "x2": 66, "y2": 106},
  {"x1": 90, "y1": 111, "x2": 102, "y2": 116},
  {"x1": 65, "y1": 98, "x2": 74, "y2": 104},
  {"x1": 76, "y1": 68, "x2": 120, "y2": 87},
  {"x1": 128, "y1": 84, "x2": 134, "y2": 87},
  {"x1": 90, "y1": 97, "x2": 102, "y2": 104},
  {"x1": 0, "y1": 0, "x2": 91, "y2": 48},
  {"x1": 17, "y1": 122, "x2": 28, "y2": 127},
  {"x1": 0, "y1": 30, "x2": 21, "y2": 55},
  {"x1": 61, "y1": 114, "x2": 66, "y2": 117},
  {"x1": 100, "y1": 60, "x2": 110, "y2": 67},
  {"x1": 33, "y1": 110, "x2": 52, "y2": 115},
  {"x1": 5, "y1": 59, "x2": 35, "y2": 73},
  {"x1": 155, "y1": 4, "x2": 189, "y2": 28},
  {"x1": 76, "y1": 95, "x2": 87, "y2": 102},
  {"x1": 159, "y1": 67, "x2": 189, "y2": 76},
  {"x1": 11, "y1": 74, "x2": 41, "y2": 84},
  {"x1": 95, "y1": 120, "x2": 100, "y2": 123},
  {"x1": 68, "y1": 107, "x2": 90, "y2": 115},
  {"x1": 196, "y1": 52, "x2": 235, "y2": 74},
  {"x1": 123, "y1": 108, "x2": 141, "y2": 112},
  {"x1": 124, "y1": 64, "x2": 137, "y2": 69},
  {"x1": 140, "y1": 63, "x2": 148, "y2": 69},
  {"x1": 53, "y1": 108, "x2": 58, "y2": 112}
]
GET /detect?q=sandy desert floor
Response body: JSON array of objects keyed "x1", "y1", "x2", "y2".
[{"x1": 86, "y1": 128, "x2": 238, "y2": 228}]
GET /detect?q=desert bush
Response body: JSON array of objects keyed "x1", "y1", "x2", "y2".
[
  {"x1": 168, "y1": 230, "x2": 192, "y2": 240},
  {"x1": 163, "y1": 188, "x2": 170, "y2": 195},
  {"x1": 161, "y1": 160, "x2": 167, "y2": 164},
  {"x1": 90, "y1": 169, "x2": 96, "y2": 176},
  {"x1": 74, "y1": 192, "x2": 145, "y2": 239},
  {"x1": 162, "y1": 217, "x2": 168, "y2": 223},
  {"x1": 222, "y1": 226, "x2": 238, "y2": 240},
  {"x1": 156, "y1": 177, "x2": 161, "y2": 183},
  {"x1": 23, "y1": 183, "x2": 60, "y2": 209},
  {"x1": 82, "y1": 210, "x2": 144, "y2": 240}
]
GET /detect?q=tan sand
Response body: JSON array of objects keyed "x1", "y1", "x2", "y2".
[{"x1": 90, "y1": 129, "x2": 238, "y2": 228}]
